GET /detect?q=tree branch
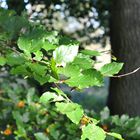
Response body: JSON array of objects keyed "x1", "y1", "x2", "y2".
[{"x1": 112, "y1": 66, "x2": 140, "y2": 78}]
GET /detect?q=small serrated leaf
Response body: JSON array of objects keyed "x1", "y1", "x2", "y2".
[
  {"x1": 40, "y1": 92, "x2": 64, "y2": 104},
  {"x1": 107, "y1": 132, "x2": 124, "y2": 140},
  {"x1": 81, "y1": 124, "x2": 106, "y2": 140},
  {"x1": 65, "y1": 69, "x2": 103, "y2": 89},
  {"x1": 40, "y1": 92, "x2": 57, "y2": 104},
  {"x1": 56, "y1": 102, "x2": 84, "y2": 124},
  {"x1": 100, "y1": 62, "x2": 123, "y2": 76}
]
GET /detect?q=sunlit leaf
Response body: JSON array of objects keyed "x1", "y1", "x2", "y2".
[
  {"x1": 100, "y1": 62, "x2": 123, "y2": 76},
  {"x1": 53, "y1": 45, "x2": 79, "y2": 67},
  {"x1": 56, "y1": 102, "x2": 84, "y2": 124},
  {"x1": 81, "y1": 124, "x2": 106, "y2": 140}
]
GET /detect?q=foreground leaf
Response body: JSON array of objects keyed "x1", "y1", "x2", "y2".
[
  {"x1": 107, "y1": 132, "x2": 124, "y2": 140},
  {"x1": 100, "y1": 62, "x2": 123, "y2": 76},
  {"x1": 56, "y1": 102, "x2": 84, "y2": 124},
  {"x1": 81, "y1": 124, "x2": 106, "y2": 140},
  {"x1": 53, "y1": 45, "x2": 79, "y2": 67},
  {"x1": 40, "y1": 92, "x2": 64, "y2": 104},
  {"x1": 58, "y1": 63, "x2": 81, "y2": 77},
  {"x1": 66, "y1": 69, "x2": 103, "y2": 89},
  {"x1": 72, "y1": 53, "x2": 94, "y2": 69}
]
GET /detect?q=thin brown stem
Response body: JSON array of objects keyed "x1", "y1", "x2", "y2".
[{"x1": 112, "y1": 66, "x2": 140, "y2": 78}]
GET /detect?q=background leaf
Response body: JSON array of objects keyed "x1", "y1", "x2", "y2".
[{"x1": 0, "y1": 57, "x2": 6, "y2": 66}]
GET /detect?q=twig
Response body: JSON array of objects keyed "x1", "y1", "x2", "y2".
[
  {"x1": 53, "y1": 83, "x2": 72, "y2": 102},
  {"x1": 99, "y1": 49, "x2": 111, "y2": 54},
  {"x1": 112, "y1": 66, "x2": 140, "y2": 78}
]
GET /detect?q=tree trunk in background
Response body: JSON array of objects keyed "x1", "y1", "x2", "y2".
[
  {"x1": 7, "y1": 0, "x2": 25, "y2": 15},
  {"x1": 108, "y1": 0, "x2": 140, "y2": 116}
]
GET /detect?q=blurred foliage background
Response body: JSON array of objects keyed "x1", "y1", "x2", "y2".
[{"x1": 1, "y1": 0, "x2": 111, "y2": 46}]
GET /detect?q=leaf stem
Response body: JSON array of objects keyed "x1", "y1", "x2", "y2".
[{"x1": 112, "y1": 66, "x2": 140, "y2": 78}]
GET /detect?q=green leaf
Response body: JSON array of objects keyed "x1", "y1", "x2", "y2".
[
  {"x1": 34, "y1": 132, "x2": 49, "y2": 140},
  {"x1": 27, "y1": 62, "x2": 47, "y2": 76},
  {"x1": 40, "y1": 92, "x2": 64, "y2": 104},
  {"x1": 111, "y1": 55, "x2": 117, "y2": 61},
  {"x1": 107, "y1": 132, "x2": 124, "y2": 140},
  {"x1": 0, "y1": 57, "x2": 6, "y2": 66},
  {"x1": 81, "y1": 124, "x2": 106, "y2": 140},
  {"x1": 33, "y1": 51, "x2": 43, "y2": 61},
  {"x1": 53, "y1": 45, "x2": 79, "y2": 67},
  {"x1": 47, "y1": 75, "x2": 58, "y2": 83},
  {"x1": 18, "y1": 37, "x2": 32, "y2": 52},
  {"x1": 72, "y1": 53, "x2": 94, "y2": 69},
  {"x1": 56, "y1": 102, "x2": 84, "y2": 124},
  {"x1": 58, "y1": 64, "x2": 81, "y2": 77},
  {"x1": 33, "y1": 73, "x2": 49, "y2": 85},
  {"x1": 80, "y1": 50, "x2": 100, "y2": 56},
  {"x1": 100, "y1": 62, "x2": 123, "y2": 76},
  {"x1": 18, "y1": 29, "x2": 58, "y2": 53},
  {"x1": 10, "y1": 65, "x2": 30, "y2": 76},
  {"x1": 59, "y1": 36, "x2": 79, "y2": 45},
  {"x1": 44, "y1": 30, "x2": 59, "y2": 44},
  {"x1": 50, "y1": 58, "x2": 59, "y2": 79},
  {"x1": 18, "y1": 28, "x2": 46, "y2": 53},
  {"x1": 18, "y1": 36, "x2": 43, "y2": 53},
  {"x1": 0, "y1": 9, "x2": 29, "y2": 39},
  {"x1": 67, "y1": 107, "x2": 84, "y2": 124},
  {"x1": 6, "y1": 53, "x2": 25, "y2": 66},
  {"x1": 66, "y1": 69, "x2": 103, "y2": 89},
  {"x1": 51, "y1": 88, "x2": 70, "y2": 102},
  {"x1": 12, "y1": 111, "x2": 27, "y2": 137},
  {"x1": 100, "y1": 107, "x2": 110, "y2": 120},
  {"x1": 51, "y1": 87, "x2": 66, "y2": 97},
  {"x1": 26, "y1": 88, "x2": 36, "y2": 105},
  {"x1": 42, "y1": 41, "x2": 57, "y2": 51},
  {"x1": 40, "y1": 92, "x2": 58, "y2": 104}
]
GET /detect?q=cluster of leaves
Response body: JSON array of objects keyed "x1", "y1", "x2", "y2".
[
  {"x1": 99, "y1": 107, "x2": 140, "y2": 140},
  {"x1": 0, "y1": 8, "x2": 123, "y2": 140},
  {"x1": 0, "y1": 77, "x2": 81, "y2": 140},
  {"x1": 1, "y1": 80, "x2": 140, "y2": 140}
]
